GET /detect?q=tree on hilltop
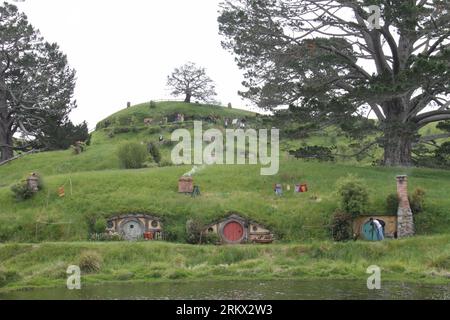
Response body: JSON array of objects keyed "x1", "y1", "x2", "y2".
[{"x1": 167, "y1": 62, "x2": 217, "y2": 103}]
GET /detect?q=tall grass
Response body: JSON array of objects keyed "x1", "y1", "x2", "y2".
[{"x1": 0, "y1": 235, "x2": 448, "y2": 291}]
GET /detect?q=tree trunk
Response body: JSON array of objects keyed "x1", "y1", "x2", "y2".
[
  {"x1": 382, "y1": 121, "x2": 414, "y2": 167},
  {"x1": 184, "y1": 93, "x2": 192, "y2": 103},
  {"x1": 0, "y1": 131, "x2": 13, "y2": 162},
  {"x1": 0, "y1": 79, "x2": 14, "y2": 162}
]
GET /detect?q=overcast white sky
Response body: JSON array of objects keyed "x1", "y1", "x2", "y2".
[{"x1": 15, "y1": 0, "x2": 253, "y2": 129}]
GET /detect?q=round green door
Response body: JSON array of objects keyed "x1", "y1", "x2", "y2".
[{"x1": 362, "y1": 221, "x2": 380, "y2": 241}]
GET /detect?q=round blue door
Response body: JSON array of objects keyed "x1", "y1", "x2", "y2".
[{"x1": 362, "y1": 221, "x2": 382, "y2": 241}]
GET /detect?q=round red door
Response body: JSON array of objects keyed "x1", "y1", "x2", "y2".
[{"x1": 223, "y1": 221, "x2": 244, "y2": 242}]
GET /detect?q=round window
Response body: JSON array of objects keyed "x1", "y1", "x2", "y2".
[
  {"x1": 208, "y1": 227, "x2": 214, "y2": 233},
  {"x1": 151, "y1": 220, "x2": 159, "y2": 228},
  {"x1": 252, "y1": 226, "x2": 258, "y2": 232}
]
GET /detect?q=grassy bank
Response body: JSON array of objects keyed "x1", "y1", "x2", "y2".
[
  {"x1": 1, "y1": 159, "x2": 450, "y2": 242},
  {"x1": 0, "y1": 235, "x2": 449, "y2": 292}
]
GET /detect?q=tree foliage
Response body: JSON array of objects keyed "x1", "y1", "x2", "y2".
[
  {"x1": 336, "y1": 175, "x2": 369, "y2": 217},
  {"x1": 167, "y1": 62, "x2": 217, "y2": 103},
  {"x1": 218, "y1": 0, "x2": 450, "y2": 166},
  {"x1": 0, "y1": 3, "x2": 77, "y2": 161},
  {"x1": 35, "y1": 117, "x2": 89, "y2": 151}
]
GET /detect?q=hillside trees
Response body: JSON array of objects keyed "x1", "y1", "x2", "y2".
[
  {"x1": 167, "y1": 62, "x2": 217, "y2": 103},
  {"x1": 0, "y1": 3, "x2": 77, "y2": 161},
  {"x1": 218, "y1": 0, "x2": 450, "y2": 166}
]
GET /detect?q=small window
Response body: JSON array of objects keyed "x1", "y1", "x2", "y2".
[
  {"x1": 208, "y1": 227, "x2": 214, "y2": 233},
  {"x1": 252, "y1": 226, "x2": 258, "y2": 232},
  {"x1": 130, "y1": 225, "x2": 134, "y2": 229},
  {"x1": 151, "y1": 220, "x2": 159, "y2": 228}
]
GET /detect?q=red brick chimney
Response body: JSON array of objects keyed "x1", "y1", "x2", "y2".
[{"x1": 396, "y1": 175, "x2": 415, "y2": 238}]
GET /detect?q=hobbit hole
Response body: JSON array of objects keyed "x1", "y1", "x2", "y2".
[{"x1": 107, "y1": 214, "x2": 164, "y2": 241}]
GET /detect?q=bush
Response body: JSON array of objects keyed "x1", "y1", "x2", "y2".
[
  {"x1": 150, "y1": 100, "x2": 157, "y2": 109},
  {"x1": 10, "y1": 173, "x2": 44, "y2": 201},
  {"x1": 186, "y1": 219, "x2": 204, "y2": 244},
  {"x1": 336, "y1": 175, "x2": 369, "y2": 217},
  {"x1": 10, "y1": 182, "x2": 34, "y2": 201},
  {"x1": 94, "y1": 218, "x2": 107, "y2": 234},
  {"x1": 117, "y1": 142, "x2": 148, "y2": 169},
  {"x1": 159, "y1": 160, "x2": 173, "y2": 167},
  {"x1": 330, "y1": 210, "x2": 353, "y2": 241},
  {"x1": 202, "y1": 232, "x2": 220, "y2": 245},
  {"x1": 386, "y1": 193, "x2": 399, "y2": 215},
  {"x1": 289, "y1": 145, "x2": 336, "y2": 162},
  {"x1": 113, "y1": 127, "x2": 132, "y2": 134},
  {"x1": 78, "y1": 251, "x2": 102, "y2": 273},
  {"x1": 148, "y1": 127, "x2": 162, "y2": 135},
  {"x1": 411, "y1": 187, "x2": 426, "y2": 214},
  {"x1": 385, "y1": 188, "x2": 426, "y2": 215},
  {"x1": 147, "y1": 142, "x2": 162, "y2": 164},
  {"x1": 0, "y1": 267, "x2": 20, "y2": 287}
]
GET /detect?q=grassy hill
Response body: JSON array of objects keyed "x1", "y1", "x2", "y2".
[
  {"x1": 0, "y1": 101, "x2": 449, "y2": 243},
  {"x1": 0, "y1": 101, "x2": 449, "y2": 290}
]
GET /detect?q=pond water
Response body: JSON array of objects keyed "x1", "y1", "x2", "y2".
[{"x1": 0, "y1": 280, "x2": 448, "y2": 300}]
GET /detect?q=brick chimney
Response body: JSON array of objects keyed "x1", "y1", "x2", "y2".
[{"x1": 396, "y1": 175, "x2": 415, "y2": 238}]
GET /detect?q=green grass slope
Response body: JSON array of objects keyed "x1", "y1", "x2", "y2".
[{"x1": 0, "y1": 101, "x2": 257, "y2": 186}]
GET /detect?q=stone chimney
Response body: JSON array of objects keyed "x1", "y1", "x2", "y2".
[
  {"x1": 396, "y1": 175, "x2": 415, "y2": 238},
  {"x1": 26, "y1": 173, "x2": 40, "y2": 193}
]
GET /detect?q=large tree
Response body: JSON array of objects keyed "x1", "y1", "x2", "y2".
[
  {"x1": 0, "y1": 2, "x2": 77, "y2": 161},
  {"x1": 167, "y1": 62, "x2": 217, "y2": 103},
  {"x1": 218, "y1": 0, "x2": 450, "y2": 166}
]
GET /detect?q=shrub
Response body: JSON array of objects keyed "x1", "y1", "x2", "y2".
[
  {"x1": 117, "y1": 142, "x2": 148, "y2": 169},
  {"x1": 94, "y1": 218, "x2": 107, "y2": 234},
  {"x1": 159, "y1": 160, "x2": 173, "y2": 167},
  {"x1": 336, "y1": 175, "x2": 369, "y2": 217},
  {"x1": 202, "y1": 232, "x2": 220, "y2": 245},
  {"x1": 78, "y1": 251, "x2": 102, "y2": 273},
  {"x1": 10, "y1": 173, "x2": 44, "y2": 201},
  {"x1": 186, "y1": 219, "x2": 204, "y2": 244},
  {"x1": 148, "y1": 127, "x2": 162, "y2": 135},
  {"x1": 385, "y1": 188, "x2": 426, "y2": 215},
  {"x1": 150, "y1": 100, "x2": 157, "y2": 109},
  {"x1": 147, "y1": 142, "x2": 161, "y2": 164},
  {"x1": 410, "y1": 187, "x2": 426, "y2": 214},
  {"x1": 113, "y1": 127, "x2": 131, "y2": 134},
  {"x1": 289, "y1": 145, "x2": 336, "y2": 162},
  {"x1": 86, "y1": 134, "x2": 92, "y2": 146},
  {"x1": 330, "y1": 210, "x2": 353, "y2": 241},
  {"x1": 386, "y1": 193, "x2": 399, "y2": 215},
  {"x1": 0, "y1": 267, "x2": 20, "y2": 287},
  {"x1": 10, "y1": 182, "x2": 34, "y2": 201}
]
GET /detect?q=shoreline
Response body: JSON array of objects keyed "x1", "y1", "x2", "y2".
[{"x1": 1, "y1": 236, "x2": 449, "y2": 292}]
